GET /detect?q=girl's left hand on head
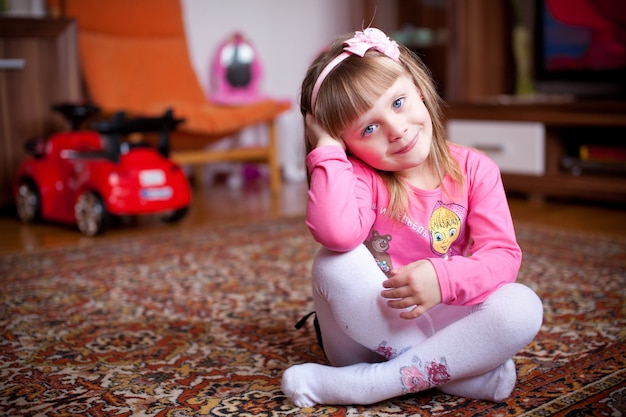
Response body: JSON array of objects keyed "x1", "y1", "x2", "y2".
[
  {"x1": 381, "y1": 260, "x2": 442, "y2": 319},
  {"x1": 305, "y1": 114, "x2": 346, "y2": 150}
]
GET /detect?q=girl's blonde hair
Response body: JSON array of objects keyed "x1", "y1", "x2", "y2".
[{"x1": 301, "y1": 33, "x2": 463, "y2": 219}]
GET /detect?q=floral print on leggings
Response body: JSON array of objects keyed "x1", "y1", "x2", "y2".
[{"x1": 400, "y1": 357, "x2": 451, "y2": 393}]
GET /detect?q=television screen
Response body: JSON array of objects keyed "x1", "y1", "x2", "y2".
[{"x1": 534, "y1": 0, "x2": 626, "y2": 98}]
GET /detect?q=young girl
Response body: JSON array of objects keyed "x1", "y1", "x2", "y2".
[{"x1": 281, "y1": 28, "x2": 543, "y2": 408}]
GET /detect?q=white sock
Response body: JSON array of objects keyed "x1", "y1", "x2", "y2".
[
  {"x1": 439, "y1": 359, "x2": 517, "y2": 402},
  {"x1": 282, "y1": 361, "x2": 402, "y2": 407}
]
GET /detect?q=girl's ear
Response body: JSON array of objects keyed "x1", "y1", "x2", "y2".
[{"x1": 420, "y1": 94, "x2": 425, "y2": 101}]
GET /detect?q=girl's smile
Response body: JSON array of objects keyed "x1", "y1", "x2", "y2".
[{"x1": 394, "y1": 135, "x2": 418, "y2": 155}]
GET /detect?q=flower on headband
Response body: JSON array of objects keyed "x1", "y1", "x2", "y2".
[
  {"x1": 344, "y1": 28, "x2": 400, "y2": 61},
  {"x1": 310, "y1": 28, "x2": 401, "y2": 110}
]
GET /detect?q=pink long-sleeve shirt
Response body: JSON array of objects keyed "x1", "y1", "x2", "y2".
[{"x1": 305, "y1": 143, "x2": 522, "y2": 306}]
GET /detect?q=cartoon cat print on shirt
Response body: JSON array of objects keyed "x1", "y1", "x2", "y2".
[
  {"x1": 364, "y1": 230, "x2": 394, "y2": 276},
  {"x1": 428, "y1": 201, "x2": 467, "y2": 259}
]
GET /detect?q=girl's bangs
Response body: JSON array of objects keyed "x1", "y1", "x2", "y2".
[{"x1": 317, "y1": 55, "x2": 403, "y2": 137}]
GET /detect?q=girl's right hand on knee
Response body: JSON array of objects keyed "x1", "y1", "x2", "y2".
[
  {"x1": 306, "y1": 114, "x2": 346, "y2": 150},
  {"x1": 381, "y1": 260, "x2": 442, "y2": 319}
]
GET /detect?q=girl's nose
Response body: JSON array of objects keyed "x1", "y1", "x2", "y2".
[
  {"x1": 385, "y1": 113, "x2": 407, "y2": 142},
  {"x1": 388, "y1": 125, "x2": 407, "y2": 142}
]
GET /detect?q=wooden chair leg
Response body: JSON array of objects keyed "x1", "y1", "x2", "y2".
[
  {"x1": 192, "y1": 165, "x2": 205, "y2": 187},
  {"x1": 267, "y1": 119, "x2": 282, "y2": 196}
]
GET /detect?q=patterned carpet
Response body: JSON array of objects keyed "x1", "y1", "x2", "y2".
[{"x1": 1, "y1": 216, "x2": 625, "y2": 416}]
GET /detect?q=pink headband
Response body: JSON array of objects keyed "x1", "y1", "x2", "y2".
[{"x1": 310, "y1": 28, "x2": 400, "y2": 112}]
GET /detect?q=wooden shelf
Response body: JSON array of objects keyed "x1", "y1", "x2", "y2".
[
  {"x1": 502, "y1": 173, "x2": 626, "y2": 203},
  {"x1": 445, "y1": 100, "x2": 626, "y2": 127}
]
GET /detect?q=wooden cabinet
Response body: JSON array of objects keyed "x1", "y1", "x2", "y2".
[
  {"x1": 446, "y1": 101, "x2": 626, "y2": 203},
  {"x1": 439, "y1": 1, "x2": 626, "y2": 203},
  {"x1": 0, "y1": 17, "x2": 81, "y2": 208}
]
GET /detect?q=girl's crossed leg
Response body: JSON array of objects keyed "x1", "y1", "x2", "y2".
[{"x1": 282, "y1": 245, "x2": 543, "y2": 407}]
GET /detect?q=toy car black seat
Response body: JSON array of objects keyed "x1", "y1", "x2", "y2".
[{"x1": 91, "y1": 109, "x2": 184, "y2": 160}]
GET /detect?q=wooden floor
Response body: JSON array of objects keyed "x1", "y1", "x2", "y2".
[{"x1": 0, "y1": 179, "x2": 625, "y2": 255}]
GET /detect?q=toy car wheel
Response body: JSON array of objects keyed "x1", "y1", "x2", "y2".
[
  {"x1": 74, "y1": 191, "x2": 109, "y2": 237},
  {"x1": 161, "y1": 206, "x2": 189, "y2": 223},
  {"x1": 15, "y1": 180, "x2": 41, "y2": 223}
]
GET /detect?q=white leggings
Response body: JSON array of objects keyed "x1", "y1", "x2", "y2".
[{"x1": 307, "y1": 244, "x2": 543, "y2": 402}]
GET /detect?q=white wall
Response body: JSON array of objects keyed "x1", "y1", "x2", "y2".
[{"x1": 180, "y1": 0, "x2": 365, "y2": 182}]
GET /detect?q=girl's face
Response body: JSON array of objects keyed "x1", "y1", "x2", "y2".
[{"x1": 340, "y1": 75, "x2": 435, "y2": 187}]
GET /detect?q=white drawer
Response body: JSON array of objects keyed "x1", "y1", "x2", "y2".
[{"x1": 446, "y1": 120, "x2": 545, "y2": 176}]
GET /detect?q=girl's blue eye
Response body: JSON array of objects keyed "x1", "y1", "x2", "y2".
[
  {"x1": 363, "y1": 124, "x2": 376, "y2": 136},
  {"x1": 393, "y1": 97, "x2": 404, "y2": 109}
]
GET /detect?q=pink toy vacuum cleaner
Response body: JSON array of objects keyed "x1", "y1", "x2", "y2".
[{"x1": 210, "y1": 32, "x2": 265, "y2": 105}]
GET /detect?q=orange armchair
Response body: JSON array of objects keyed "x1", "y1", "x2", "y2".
[{"x1": 62, "y1": 0, "x2": 290, "y2": 194}]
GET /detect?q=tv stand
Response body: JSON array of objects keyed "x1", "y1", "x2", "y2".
[{"x1": 445, "y1": 100, "x2": 626, "y2": 204}]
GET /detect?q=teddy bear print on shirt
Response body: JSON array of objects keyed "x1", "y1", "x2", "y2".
[{"x1": 364, "y1": 230, "x2": 394, "y2": 276}]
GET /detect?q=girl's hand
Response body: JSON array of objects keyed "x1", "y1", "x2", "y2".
[
  {"x1": 305, "y1": 114, "x2": 345, "y2": 150},
  {"x1": 381, "y1": 260, "x2": 442, "y2": 319}
]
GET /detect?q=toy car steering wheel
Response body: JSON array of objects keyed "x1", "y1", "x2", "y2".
[{"x1": 52, "y1": 103, "x2": 101, "y2": 131}]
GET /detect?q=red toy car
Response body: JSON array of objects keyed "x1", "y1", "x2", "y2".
[{"x1": 14, "y1": 104, "x2": 192, "y2": 236}]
